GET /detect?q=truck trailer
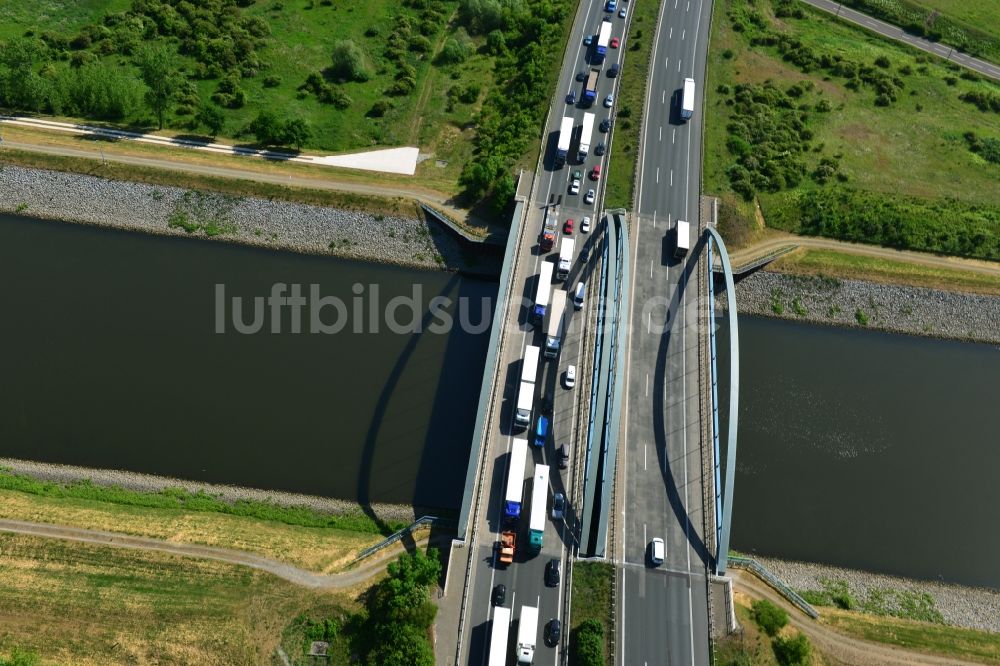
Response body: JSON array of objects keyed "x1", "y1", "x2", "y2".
[
  {"x1": 583, "y1": 68, "x2": 600, "y2": 105},
  {"x1": 528, "y1": 464, "x2": 549, "y2": 553},
  {"x1": 544, "y1": 290, "x2": 567, "y2": 359},
  {"x1": 578, "y1": 112, "x2": 594, "y2": 161},
  {"x1": 531, "y1": 262, "x2": 554, "y2": 324},
  {"x1": 489, "y1": 607, "x2": 512, "y2": 666},
  {"x1": 555, "y1": 116, "x2": 574, "y2": 167},
  {"x1": 594, "y1": 20, "x2": 612, "y2": 64},
  {"x1": 680, "y1": 77, "x2": 696, "y2": 120},
  {"x1": 557, "y1": 237, "x2": 575, "y2": 280},
  {"x1": 675, "y1": 220, "x2": 690, "y2": 258},
  {"x1": 516, "y1": 605, "x2": 539, "y2": 664},
  {"x1": 503, "y1": 437, "x2": 529, "y2": 523},
  {"x1": 540, "y1": 213, "x2": 558, "y2": 252}
]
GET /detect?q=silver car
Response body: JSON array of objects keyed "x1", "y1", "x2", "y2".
[
  {"x1": 584, "y1": 189, "x2": 596, "y2": 204},
  {"x1": 552, "y1": 492, "x2": 565, "y2": 520}
]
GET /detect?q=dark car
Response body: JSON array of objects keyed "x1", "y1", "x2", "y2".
[
  {"x1": 540, "y1": 395, "x2": 553, "y2": 416},
  {"x1": 576, "y1": 70, "x2": 587, "y2": 82},
  {"x1": 545, "y1": 558, "x2": 561, "y2": 587},
  {"x1": 600, "y1": 117, "x2": 612, "y2": 133},
  {"x1": 558, "y1": 444, "x2": 570, "y2": 469},
  {"x1": 545, "y1": 618, "x2": 562, "y2": 646},
  {"x1": 608, "y1": 63, "x2": 620, "y2": 78},
  {"x1": 492, "y1": 584, "x2": 506, "y2": 606},
  {"x1": 594, "y1": 142, "x2": 606, "y2": 156},
  {"x1": 566, "y1": 91, "x2": 576, "y2": 104},
  {"x1": 580, "y1": 242, "x2": 591, "y2": 262}
]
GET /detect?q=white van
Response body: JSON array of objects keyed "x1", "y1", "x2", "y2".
[
  {"x1": 650, "y1": 537, "x2": 664, "y2": 566},
  {"x1": 573, "y1": 282, "x2": 586, "y2": 310}
]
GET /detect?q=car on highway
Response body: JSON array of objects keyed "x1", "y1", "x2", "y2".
[
  {"x1": 584, "y1": 34, "x2": 593, "y2": 46},
  {"x1": 492, "y1": 584, "x2": 506, "y2": 606},
  {"x1": 618, "y1": 5, "x2": 626, "y2": 18},
  {"x1": 608, "y1": 63, "x2": 620, "y2": 77},
  {"x1": 610, "y1": 36, "x2": 620, "y2": 48},
  {"x1": 552, "y1": 492, "x2": 565, "y2": 520},
  {"x1": 590, "y1": 165, "x2": 602, "y2": 180},
  {"x1": 558, "y1": 443, "x2": 570, "y2": 469},
  {"x1": 605, "y1": 0, "x2": 616, "y2": 11},
  {"x1": 576, "y1": 70, "x2": 587, "y2": 82},
  {"x1": 581, "y1": 216, "x2": 591, "y2": 233},
  {"x1": 584, "y1": 189, "x2": 596, "y2": 204},
  {"x1": 604, "y1": 93, "x2": 614, "y2": 108},
  {"x1": 566, "y1": 90, "x2": 576, "y2": 104},
  {"x1": 545, "y1": 618, "x2": 561, "y2": 647},
  {"x1": 569, "y1": 178, "x2": 581, "y2": 195},
  {"x1": 564, "y1": 364, "x2": 577, "y2": 388},
  {"x1": 545, "y1": 558, "x2": 561, "y2": 586},
  {"x1": 535, "y1": 414, "x2": 549, "y2": 447},
  {"x1": 540, "y1": 395, "x2": 553, "y2": 415},
  {"x1": 600, "y1": 117, "x2": 612, "y2": 132},
  {"x1": 563, "y1": 218, "x2": 574, "y2": 234},
  {"x1": 650, "y1": 537, "x2": 665, "y2": 566},
  {"x1": 580, "y1": 242, "x2": 590, "y2": 262},
  {"x1": 595, "y1": 142, "x2": 606, "y2": 156}
]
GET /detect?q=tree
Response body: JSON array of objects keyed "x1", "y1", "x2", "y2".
[
  {"x1": 330, "y1": 40, "x2": 371, "y2": 82},
  {"x1": 280, "y1": 118, "x2": 312, "y2": 149},
  {"x1": 248, "y1": 109, "x2": 282, "y2": 145},
  {"x1": 197, "y1": 103, "x2": 226, "y2": 136},
  {"x1": 438, "y1": 37, "x2": 470, "y2": 65},
  {"x1": 137, "y1": 45, "x2": 181, "y2": 129},
  {"x1": 574, "y1": 619, "x2": 603, "y2": 666}
]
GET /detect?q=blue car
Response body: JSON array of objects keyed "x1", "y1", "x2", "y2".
[
  {"x1": 606, "y1": 0, "x2": 617, "y2": 11},
  {"x1": 534, "y1": 415, "x2": 549, "y2": 448},
  {"x1": 584, "y1": 35, "x2": 593, "y2": 46}
]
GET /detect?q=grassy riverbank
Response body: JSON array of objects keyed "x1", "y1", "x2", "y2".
[
  {"x1": 0, "y1": 470, "x2": 401, "y2": 573},
  {"x1": 0, "y1": 531, "x2": 327, "y2": 665},
  {"x1": 771, "y1": 248, "x2": 1000, "y2": 296}
]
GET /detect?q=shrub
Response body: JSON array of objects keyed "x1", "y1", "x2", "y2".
[
  {"x1": 438, "y1": 37, "x2": 471, "y2": 65},
  {"x1": 773, "y1": 633, "x2": 811, "y2": 666},
  {"x1": 197, "y1": 103, "x2": 225, "y2": 135},
  {"x1": 262, "y1": 74, "x2": 281, "y2": 87},
  {"x1": 751, "y1": 599, "x2": 789, "y2": 637},
  {"x1": 369, "y1": 99, "x2": 394, "y2": 117},
  {"x1": 574, "y1": 619, "x2": 604, "y2": 666},
  {"x1": 874, "y1": 55, "x2": 891, "y2": 68},
  {"x1": 330, "y1": 40, "x2": 371, "y2": 82}
]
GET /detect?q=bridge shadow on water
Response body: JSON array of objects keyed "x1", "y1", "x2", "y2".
[
  {"x1": 355, "y1": 272, "x2": 495, "y2": 536},
  {"x1": 652, "y1": 232, "x2": 712, "y2": 568}
]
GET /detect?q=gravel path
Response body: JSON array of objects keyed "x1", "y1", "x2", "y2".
[
  {"x1": 0, "y1": 164, "x2": 481, "y2": 273},
  {"x1": 731, "y1": 270, "x2": 1000, "y2": 344},
  {"x1": 754, "y1": 556, "x2": 1000, "y2": 634},
  {"x1": 0, "y1": 518, "x2": 439, "y2": 590},
  {"x1": 0, "y1": 458, "x2": 419, "y2": 525}
]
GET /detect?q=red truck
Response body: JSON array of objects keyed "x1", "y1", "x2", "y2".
[{"x1": 540, "y1": 214, "x2": 558, "y2": 252}]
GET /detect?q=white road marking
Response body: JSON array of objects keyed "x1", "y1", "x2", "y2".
[
  {"x1": 644, "y1": 444, "x2": 647, "y2": 470},
  {"x1": 656, "y1": 167, "x2": 660, "y2": 183},
  {"x1": 678, "y1": 59, "x2": 682, "y2": 72},
  {"x1": 669, "y1": 27, "x2": 673, "y2": 39},
  {"x1": 650, "y1": 259, "x2": 654, "y2": 278},
  {"x1": 645, "y1": 373, "x2": 649, "y2": 396},
  {"x1": 659, "y1": 126, "x2": 662, "y2": 141},
  {"x1": 662, "y1": 90, "x2": 666, "y2": 104},
  {"x1": 670, "y1": 170, "x2": 673, "y2": 186},
  {"x1": 682, "y1": 29, "x2": 686, "y2": 40},
  {"x1": 673, "y1": 128, "x2": 676, "y2": 144}
]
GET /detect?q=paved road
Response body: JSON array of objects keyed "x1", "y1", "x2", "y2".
[
  {"x1": 458, "y1": 0, "x2": 636, "y2": 662},
  {"x1": 0, "y1": 518, "x2": 434, "y2": 589},
  {"x1": 801, "y1": 0, "x2": 1000, "y2": 82},
  {"x1": 616, "y1": 0, "x2": 714, "y2": 662},
  {"x1": 730, "y1": 232, "x2": 1000, "y2": 278}
]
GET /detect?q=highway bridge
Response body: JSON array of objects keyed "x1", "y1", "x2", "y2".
[{"x1": 438, "y1": 0, "x2": 740, "y2": 664}]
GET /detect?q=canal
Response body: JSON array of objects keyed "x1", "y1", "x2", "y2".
[
  {"x1": 730, "y1": 315, "x2": 1000, "y2": 589},
  {"x1": 0, "y1": 213, "x2": 496, "y2": 510}
]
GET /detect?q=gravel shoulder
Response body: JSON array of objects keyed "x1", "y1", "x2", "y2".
[
  {"x1": 0, "y1": 164, "x2": 495, "y2": 274},
  {"x1": 732, "y1": 270, "x2": 1000, "y2": 345}
]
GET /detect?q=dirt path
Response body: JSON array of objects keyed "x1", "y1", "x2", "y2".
[
  {"x1": 730, "y1": 231, "x2": 1000, "y2": 278},
  {"x1": 0, "y1": 518, "x2": 432, "y2": 590},
  {"x1": 731, "y1": 570, "x2": 983, "y2": 666}
]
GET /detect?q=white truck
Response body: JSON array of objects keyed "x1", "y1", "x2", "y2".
[
  {"x1": 528, "y1": 464, "x2": 549, "y2": 553},
  {"x1": 544, "y1": 290, "x2": 567, "y2": 359},
  {"x1": 578, "y1": 112, "x2": 594, "y2": 161},
  {"x1": 556, "y1": 237, "x2": 575, "y2": 281},
  {"x1": 675, "y1": 220, "x2": 690, "y2": 258},
  {"x1": 516, "y1": 605, "x2": 539, "y2": 664},
  {"x1": 681, "y1": 77, "x2": 696, "y2": 120},
  {"x1": 513, "y1": 345, "x2": 540, "y2": 427},
  {"x1": 594, "y1": 19, "x2": 613, "y2": 64},
  {"x1": 489, "y1": 606, "x2": 511, "y2": 666},
  {"x1": 555, "y1": 116, "x2": 574, "y2": 167}
]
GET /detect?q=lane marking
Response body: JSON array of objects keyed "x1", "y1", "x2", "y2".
[
  {"x1": 682, "y1": 29, "x2": 686, "y2": 40},
  {"x1": 659, "y1": 126, "x2": 662, "y2": 142},
  {"x1": 670, "y1": 170, "x2": 673, "y2": 186},
  {"x1": 669, "y1": 27, "x2": 673, "y2": 39},
  {"x1": 656, "y1": 167, "x2": 660, "y2": 183},
  {"x1": 673, "y1": 128, "x2": 676, "y2": 144}
]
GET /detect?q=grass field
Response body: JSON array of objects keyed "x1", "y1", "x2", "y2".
[
  {"x1": 0, "y1": 532, "x2": 330, "y2": 665},
  {"x1": 820, "y1": 607, "x2": 1000, "y2": 664},
  {"x1": 0, "y1": 488, "x2": 380, "y2": 574},
  {"x1": 771, "y1": 247, "x2": 1000, "y2": 295},
  {"x1": 0, "y1": 0, "x2": 492, "y2": 188},
  {"x1": 569, "y1": 561, "x2": 613, "y2": 666},
  {"x1": 704, "y1": 0, "x2": 1000, "y2": 259}
]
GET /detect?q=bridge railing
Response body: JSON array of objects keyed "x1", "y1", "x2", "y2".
[
  {"x1": 728, "y1": 556, "x2": 819, "y2": 619},
  {"x1": 350, "y1": 515, "x2": 446, "y2": 565}
]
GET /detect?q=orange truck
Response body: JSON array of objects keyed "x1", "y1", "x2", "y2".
[{"x1": 498, "y1": 531, "x2": 516, "y2": 565}]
